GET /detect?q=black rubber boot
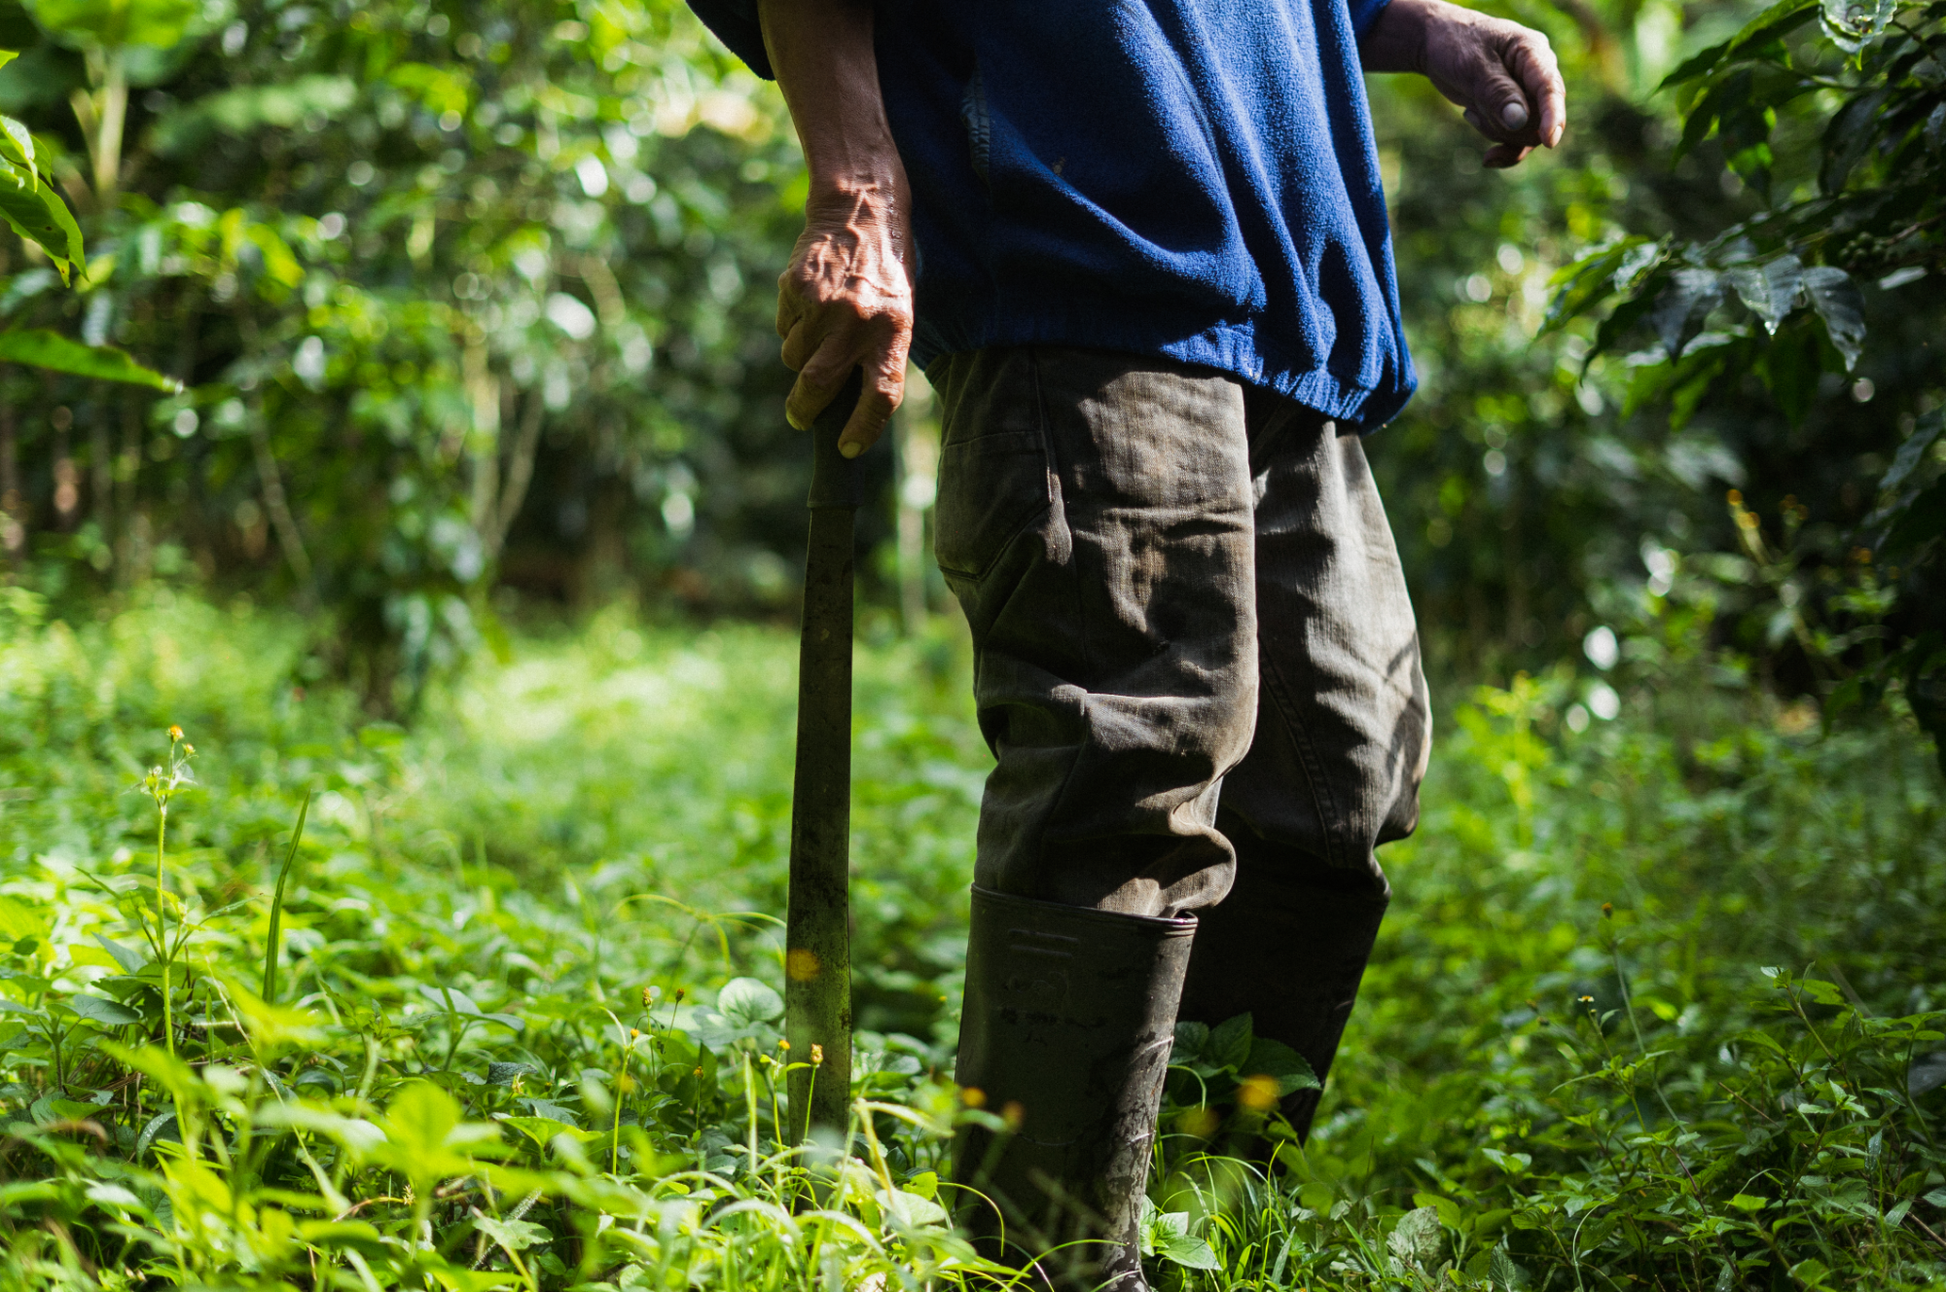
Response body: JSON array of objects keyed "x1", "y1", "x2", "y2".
[
  {"x1": 1174, "y1": 820, "x2": 1389, "y2": 1148},
  {"x1": 952, "y1": 885, "x2": 1196, "y2": 1292}
]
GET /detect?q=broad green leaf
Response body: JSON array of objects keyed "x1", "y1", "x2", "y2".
[
  {"x1": 1482, "y1": 1146, "x2": 1533, "y2": 1175},
  {"x1": 496, "y1": 1114, "x2": 597, "y2": 1149},
  {"x1": 1726, "y1": 254, "x2": 1802, "y2": 334},
  {"x1": 472, "y1": 1214, "x2": 551, "y2": 1253},
  {"x1": 1156, "y1": 1230, "x2": 1220, "y2": 1270},
  {"x1": 0, "y1": 51, "x2": 16, "y2": 70},
  {"x1": 519, "y1": 1097, "x2": 581, "y2": 1123},
  {"x1": 1651, "y1": 268, "x2": 1724, "y2": 358},
  {"x1": 1243, "y1": 1036, "x2": 1319, "y2": 1095},
  {"x1": 1210, "y1": 1012, "x2": 1253, "y2": 1070},
  {"x1": 1790, "y1": 1258, "x2": 1832, "y2": 1287},
  {"x1": 1490, "y1": 1245, "x2": 1533, "y2": 1291},
  {"x1": 1413, "y1": 1191, "x2": 1464, "y2": 1229},
  {"x1": 0, "y1": 328, "x2": 179, "y2": 388},
  {"x1": 716, "y1": 976, "x2": 782, "y2": 1025},
  {"x1": 1801, "y1": 266, "x2": 1865, "y2": 369},
  {"x1": 67, "y1": 992, "x2": 142, "y2": 1026},
  {"x1": 874, "y1": 1186, "x2": 949, "y2": 1228},
  {"x1": 1820, "y1": 89, "x2": 1887, "y2": 193},
  {"x1": 92, "y1": 933, "x2": 146, "y2": 973},
  {"x1": 1819, "y1": 0, "x2": 1897, "y2": 52},
  {"x1": 31, "y1": 1095, "x2": 105, "y2": 1124},
  {"x1": 0, "y1": 114, "x2": 35, "y2": 188},
  {"x1": 0, "y1": 157, "x2": 82, "y2": 278},
  {"x1": 1388, "y1": 1205, "x2": 1446, "y2": 1266}
]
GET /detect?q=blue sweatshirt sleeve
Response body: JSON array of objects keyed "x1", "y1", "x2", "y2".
[
  {"x1": 1346, "y1": 0, "x2": 1392, "y2": 39},
  {"x1": 686, "y1": 0, "x2": 774, "y2": 79}
]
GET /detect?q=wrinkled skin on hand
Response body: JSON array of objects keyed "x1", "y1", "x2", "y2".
[{"x1": 774, "y1": 179, "x2": 914, "y2": 457}]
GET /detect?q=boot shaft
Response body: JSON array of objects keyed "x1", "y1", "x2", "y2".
[{"x1": 953, "y1": 885, "x2": 1195, "y2": 1290}]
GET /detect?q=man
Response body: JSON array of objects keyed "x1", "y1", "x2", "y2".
[{"x1": 685, "y1": 1, "x2": 1565, "y2": 1287}]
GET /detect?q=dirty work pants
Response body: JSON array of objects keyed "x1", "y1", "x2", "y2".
[{"x1": 930, "y1": 346, "x2": 1432, "y2": 1125}]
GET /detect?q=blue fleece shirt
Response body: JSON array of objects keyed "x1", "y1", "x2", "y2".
[{"x1": 688, "y1": 0, "x2": 1416, "y2": 427}]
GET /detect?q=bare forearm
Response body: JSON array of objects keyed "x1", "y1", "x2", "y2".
[{"x1": 759, "y1": 0, "x2": 903, "y2": 189}]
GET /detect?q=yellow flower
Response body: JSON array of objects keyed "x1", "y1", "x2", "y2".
[
  {"x1": 168, "y1": 725, "x2": 184, "y2": 742},
  {"x1": 1237, "y1": 1074, "x2": 1280, "y2": 1111}
]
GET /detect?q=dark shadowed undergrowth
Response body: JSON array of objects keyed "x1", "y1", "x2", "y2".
[{"x1": 1, "y1": 589, "x2": 1941, "y2": 1289}]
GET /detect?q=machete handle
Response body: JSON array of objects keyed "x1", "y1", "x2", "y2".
[{"x1": 806, "y1": 368, "x2": 867, "y2": 511}]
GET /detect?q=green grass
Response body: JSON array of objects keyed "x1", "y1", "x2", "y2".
[{"x1": 0, "y1": 586, "x2": 1942, "y2": 1290}]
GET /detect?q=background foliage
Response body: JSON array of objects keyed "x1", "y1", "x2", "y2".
[{"x1": 0, "y1": 0, "x2": 1930, "y2": 718}]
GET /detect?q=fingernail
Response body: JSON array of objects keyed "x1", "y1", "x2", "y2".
[
  {"x1": 1502, "y1": 102, "x2": 1529, "y2": 130},
  {"x1": 839, "y1": 440, "x2": 863, "y2": 459},
  {"x1": 787, "y1": 411, "x2": 807, "y2": 431}
]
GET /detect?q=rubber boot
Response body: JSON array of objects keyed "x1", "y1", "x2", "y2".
[
  {"x1": 952, "y1": 885, "x2": 1196, "y2": 1292},
  {"x1": 1174, "y1": 821, "x2": 1389, "y2": 1150}
]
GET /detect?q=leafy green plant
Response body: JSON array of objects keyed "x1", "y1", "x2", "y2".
[
  {"x1": 1547, "y1": 0, "x2": 1946, "y2": 752},
  {"x1": 1, "y1": 594, "x2": 1940, "y2": 1288}
]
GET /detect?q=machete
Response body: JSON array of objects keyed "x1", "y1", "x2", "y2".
[{"x1": 785, "y1": 369, "x2": 863, "y2": 1141}]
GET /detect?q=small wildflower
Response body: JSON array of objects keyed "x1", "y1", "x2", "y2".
[
  {"x1": 181, "y1": 743, "x2": 194, "y2": 755},
  {"x1": 401, "y1": 1183, "x2": 415, "y2": 1205},
  {"x1": 510, "y1": 1075, "x2": 525, "y2": 1095},
  {"x1": 692, "y1": 1066, "x2": 703, "y2": 1078},
  {"x1": 960, "y1": 1086, "x2": 985, "y2": 1109},
  {"x1": 1237, "y1": 1074, "x2": 1279, "y2": 1111},
  {"x1": 1000, "y1": 1100, "x2": 1024, "y2": 1129},
  {"x1": 168, "y1": 725, "x2": 183, "y2": 742},
  {"x1": 1579, "y1": 994, "x2": 1596, "y2": 1004},
  {"x1": 778, "y1": 1039, "x2": 790, "y2": 1051},
  {"x1": 810, "y1": 1043, "x2": 824, "y2": 1065},
  {"x1": 630, "y1": 1027, "x2": 640, "y2": 1040},
  {"x1": 1601, "y1": 902, "x2": 1613, "y2": 918}
]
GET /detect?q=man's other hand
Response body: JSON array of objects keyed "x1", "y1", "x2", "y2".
[
  {"x1": 776, "y1": 178, "x2": 914, "y2": 456},
  {"x1": 1361, "y1": 0, "x2": 1566, "y2": 169}
]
